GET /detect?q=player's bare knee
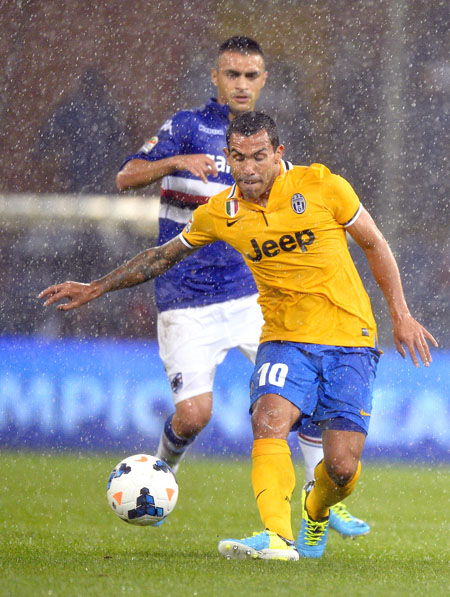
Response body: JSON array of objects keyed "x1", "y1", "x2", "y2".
[
  {"x1": 325, "y1": 459, "x2": 358, "y2": 486},
  {"x1": 251, "y1": 394, "x2": 299, "y2": 438},
  {"x1": 251, "y1": 408, "x2": 284, "y2": 436}
]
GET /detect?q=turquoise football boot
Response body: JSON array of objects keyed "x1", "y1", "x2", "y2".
[
  {"x1": 297, "y1": 482, "x2": 330, "y2": 558},
  {"x1": 329, "y1": 502, "x2": 370, "y2": 538}
]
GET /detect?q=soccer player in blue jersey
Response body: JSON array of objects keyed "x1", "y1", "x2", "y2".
[{"x1": 116, "y1": 37, "x2": 367, "y2": 536}]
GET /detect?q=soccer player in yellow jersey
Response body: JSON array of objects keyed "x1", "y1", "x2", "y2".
[{"x1": 40, "y1": 112, "x2": 437, "y2": 561}]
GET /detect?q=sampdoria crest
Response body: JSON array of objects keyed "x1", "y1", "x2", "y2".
[
  {"x1": 291, "y1": 193, "x2": 306, "y2": 214},
  {"x1": 170, "y1": 372, "x2": 183, "y2": 393}
]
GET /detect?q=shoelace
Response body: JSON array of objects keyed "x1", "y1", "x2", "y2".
[
  {"x1": 331, "y1": 503, "x2": 352, "y2": 522},
  {"x1": 305, "y1": 519, "x2": 328, "y2": 545}
]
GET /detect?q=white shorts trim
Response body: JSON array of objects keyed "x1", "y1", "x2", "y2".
[{"x1": 157, "y1": 294, "x2": 263, "y2": 404}]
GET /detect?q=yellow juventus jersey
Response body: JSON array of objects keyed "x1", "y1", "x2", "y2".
[{"x1": 181, "y1": 161, "x2": 378, "y2": 348}]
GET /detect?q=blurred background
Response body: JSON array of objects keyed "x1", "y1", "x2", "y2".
[{"x1": 0, "y1": 0, "x2": 448, "y2": 458}]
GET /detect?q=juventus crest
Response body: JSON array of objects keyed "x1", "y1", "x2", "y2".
[{"x1": 291, "y1": 193, "x2": 306, "y2": 214}]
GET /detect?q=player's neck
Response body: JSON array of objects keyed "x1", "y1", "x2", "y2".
[{"x1": 244, "y1": 189, "x2": 271, "y2": 207}]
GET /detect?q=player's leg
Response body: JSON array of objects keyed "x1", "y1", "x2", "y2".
[
  {"x1": 155, "y1": 304, "x2": 229, "y2": 474},
  {"x1": 218, "y1": 393, "x2": 301, "y2": 561},
  {"x1": 298, "y1": 428, "x2": 365, "y2": 558},
  {"x1": 298, "y1": 417, "x2": 370, "y2": 538},
  {"x1": 250, "y1": 393, "x2": 301, "y2": 541},
  {"x1": 156, "y1": 392, "x2": 212, "y2": 474},
  {"x1": 306, "y1": 428, "x2": 365, "y2": 518}
]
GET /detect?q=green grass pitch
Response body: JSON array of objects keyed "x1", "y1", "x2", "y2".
[{"x1": 1, "y1": 453, "x2": 449, "y2": 596}]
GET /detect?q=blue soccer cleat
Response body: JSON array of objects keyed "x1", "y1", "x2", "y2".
[
  {"x1": 218, "y1": 530, "x2": 299, "y2": 561},
  {"x1": 297, "y1": 482, "x2": 329, "y2": 558},
  {"x1": 329, "y1": 502, "x2": 370, "y2": 538}
]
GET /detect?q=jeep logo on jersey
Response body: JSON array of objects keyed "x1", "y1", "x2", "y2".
[
  {"x1": 246, "y1": 229, "x2": 315, "y2": 262},
  {"x1": 291, "y1": 193, "x2": 306, "y2": 214},
  {"x1": 225, "y1": 199, "x2": 239, "y2": 217}
]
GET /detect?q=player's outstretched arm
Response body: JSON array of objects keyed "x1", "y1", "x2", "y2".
[
  {"x1": 116, "y1": 155, "x2": 219, "y2": 191},
  {"x1": 38, "y1": 236, "x2": 196, "y2": 311},
  {"x1": 347, "y1": 207, "x2": 438, "y2": 367}
]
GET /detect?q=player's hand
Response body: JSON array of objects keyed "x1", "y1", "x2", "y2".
[
  {"x1": 38, "y1": 281, "x2": 101, "y2": 311},
  {"x1": 392, "y1": 312, "x2": 438, "y2": 367},
  {"x1": 174, "y1": 154, "x2": 218, "y2": 184}
]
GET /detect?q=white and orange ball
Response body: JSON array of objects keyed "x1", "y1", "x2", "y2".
[{"x1": 107, "y1": 454, "x2": 178, "y2": 526}]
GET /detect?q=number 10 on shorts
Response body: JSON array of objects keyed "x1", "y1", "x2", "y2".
[{"x1": 257, "y1": 362, "x2": 288, "y2": 387}]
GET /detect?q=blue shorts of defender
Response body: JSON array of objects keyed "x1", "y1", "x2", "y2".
[{"x1": 249, "y1": 341, "x2": 381, "y2": 435}]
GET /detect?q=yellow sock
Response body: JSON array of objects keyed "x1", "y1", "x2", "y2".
[
  {"x1": 307, "y1": 460, "x2": 361, "y2": 520},
  {"x1": 251, "y1": 438, "x2": 295, "y2": 541}
]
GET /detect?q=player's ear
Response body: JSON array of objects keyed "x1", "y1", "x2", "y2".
[
  {"x1": 211, "y1": 68, "x2": 218, "y2": 88},
  {"x1": 223, "y1": 147, "x2": 230, "y2": 158},
  {"x1": 262, "y1": 70, "x2": 268, "y2": 87},
  {"x1": 274, "y1": 144, "x2": 284, "y2": 162}
]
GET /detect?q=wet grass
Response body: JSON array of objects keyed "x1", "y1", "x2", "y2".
[{"x1": 1, "y1": 453, "x2": 449, "y2": 596}]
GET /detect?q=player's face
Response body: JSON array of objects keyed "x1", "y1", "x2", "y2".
[
  {"x1": 211, "y1": 52, "x2": 267, "y2": 117},
  {"x1": 224, "y1": 130, "x2": 284, "y2": 202}
]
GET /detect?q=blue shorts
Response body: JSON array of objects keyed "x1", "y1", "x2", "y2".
[{"x1": 249, "y1": 341, "x2": 381, "y2": 435}]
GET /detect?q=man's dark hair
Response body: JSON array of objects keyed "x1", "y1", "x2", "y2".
[
  {"x1": 226, "y1": 111, "x2": 279, "y2": 150},
  {"x1": 219, "y1": 36, "x2": 264, "y2": 58}
]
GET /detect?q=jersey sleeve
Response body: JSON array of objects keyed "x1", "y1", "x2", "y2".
[
  {"x1": 179, "y1": 204, "x2": 218, "y2": 249},
  {"x1": 119, "y1": 110, "x2": 193, "y2": 170},
  {"x1": 324, "y1": 173, "x2": 362, "y2": 227}
]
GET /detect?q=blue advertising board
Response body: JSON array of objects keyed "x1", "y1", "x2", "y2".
[{"x1": 0, "y1": 337, "x2": 449, "y2": 460}]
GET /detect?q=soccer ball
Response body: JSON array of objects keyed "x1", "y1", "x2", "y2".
[{"x1": 106, "y1": 454, "x2": 178, "y2": 526}]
